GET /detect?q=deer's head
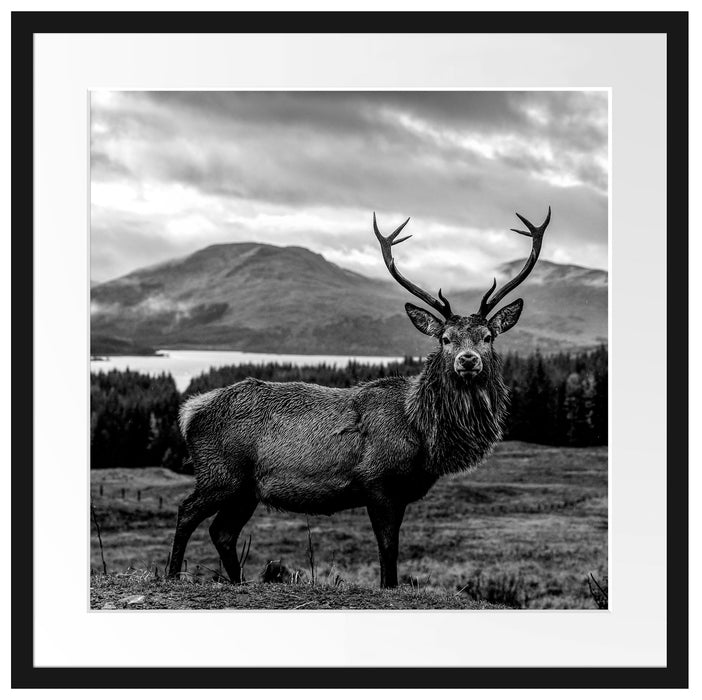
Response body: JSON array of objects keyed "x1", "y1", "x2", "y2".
[{"x1": 373, "y1": 208, "x2": 551, "y2": 383}]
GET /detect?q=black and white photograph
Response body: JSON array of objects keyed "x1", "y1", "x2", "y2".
[{"x1": 89, "y1": 89, "x2": 609, "y2": 611}]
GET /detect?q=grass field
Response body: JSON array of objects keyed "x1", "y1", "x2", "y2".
[{"x1": 90, "y1": 441, "x2": 608, "y2": 610}]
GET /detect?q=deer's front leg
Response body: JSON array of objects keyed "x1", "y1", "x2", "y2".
[{"x1": 367, "y1": 499, "x2": 406, "y2": 588}]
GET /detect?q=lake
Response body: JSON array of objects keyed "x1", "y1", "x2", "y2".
[{"x1": 90, "y1": 349, "x2": 405, "y2": 391}]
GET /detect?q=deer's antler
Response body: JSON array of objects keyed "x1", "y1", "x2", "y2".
[
  {"x1": 373, "y1": 213, "x2": 453, "y2": 320},
  {"x1": 478, "y1": 207, "x2": 551, "y2": 317}
]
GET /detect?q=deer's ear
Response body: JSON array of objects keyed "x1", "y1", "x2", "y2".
[
  {"x1": 405, "y1": 303, "x2": 444, "y2": 337},
  {"x1": 488, "y1": 298, "x2": 524, "y2": 336}
]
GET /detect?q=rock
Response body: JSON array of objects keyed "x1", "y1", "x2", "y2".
[
  {"x1": 119, "y1": 595, "x2": 145, "y2": 606},
  {"x1": 260, "y1": 560, "x2": 292, "y2": 583},
  {"x1": 102, "y1": 602, "x2": 117, "y2": 610}
]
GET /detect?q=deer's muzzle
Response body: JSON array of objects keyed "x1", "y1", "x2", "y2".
[{"x1": 454, "y1": 351, "x2": 483, "y2": 378}]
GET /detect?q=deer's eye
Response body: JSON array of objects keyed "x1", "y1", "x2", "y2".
[
  {"x1": 441, "y1": 337, "x2": 450, "y2": 345},
  {"x1": 484, "y1": 334, "x2": 492, "y2": 343}
]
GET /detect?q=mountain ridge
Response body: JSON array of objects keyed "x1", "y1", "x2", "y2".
[{"x1": 91, "y1": 242, "x2": 607, "y2": 356}]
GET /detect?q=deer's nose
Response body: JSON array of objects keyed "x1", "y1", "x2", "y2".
[{"x1": 454, "y1": 351, "x2": 483, "y2": 374}]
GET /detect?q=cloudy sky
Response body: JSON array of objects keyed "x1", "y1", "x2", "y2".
[{"x1": 91, "y1": 90, "x2": 608, "y2": 290}]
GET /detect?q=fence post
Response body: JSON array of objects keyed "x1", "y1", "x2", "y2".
[{"x1": 121, "y1": 488, "x2": 125, "y2": 499}]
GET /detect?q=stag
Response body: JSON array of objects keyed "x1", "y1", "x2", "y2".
[{"x1": 168, "y1": 208, "x2": 551, "y2": 587}]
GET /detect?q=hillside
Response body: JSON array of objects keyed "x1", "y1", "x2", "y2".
[{"x1": 91, "y1": 243, "x2": 607, "y2": 356}]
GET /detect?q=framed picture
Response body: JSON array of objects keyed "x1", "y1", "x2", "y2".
[{"x1": 12, "y1": 10, "x2": 688, "y2": 689}]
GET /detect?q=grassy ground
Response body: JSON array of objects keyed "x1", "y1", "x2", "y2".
[
  {"x1": 90, "y1": 441, "x2": 608, "y2": 610},
  {"x1": 90, "y1": 574, "x2": 504, "y2": 610}
]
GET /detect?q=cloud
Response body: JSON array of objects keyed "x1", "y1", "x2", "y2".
[{"x1": 90, "y1": 90, "x2": 608, "y2": 285}]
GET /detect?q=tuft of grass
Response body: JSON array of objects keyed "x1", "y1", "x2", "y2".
[
  {"x1": 305, "y1": 516, "x2": 316, "y2": 584},
  {"x1": 456, "y1": 570, "x2": 528, "y2": 609},
  {"x1": 587, "y1": 572, "x2": 608, "y2": 609},
  {"x1": 239, "y1": 534, "x2": 252, "y2": 582},
  {"x1": 324, "y1": 552, "x2": 344, "y2": 588}
]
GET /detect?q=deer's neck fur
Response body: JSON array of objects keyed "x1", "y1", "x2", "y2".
[{"x1": 405, "y1": 350, "x2": 508, "y2": 475}]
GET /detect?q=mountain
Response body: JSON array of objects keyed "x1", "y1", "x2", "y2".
[
  {"x1": 446, "y1": 260, "x2": 608, "y2": 354},
  {"x1": 91, "y1": 243, "x2": 607, "y2": 356}
]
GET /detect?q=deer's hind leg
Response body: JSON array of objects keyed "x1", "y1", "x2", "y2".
[{"x1": 209, "y1": 491, "x2": 258, "y2": 583}]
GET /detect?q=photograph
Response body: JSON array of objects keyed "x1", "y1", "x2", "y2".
[{"x1": 89, "y1": 89, "x2": 609, "y2": 611}]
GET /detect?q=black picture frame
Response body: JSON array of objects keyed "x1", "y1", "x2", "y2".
[{"x1": 11, "y1": 10, "x2": 689, "y2": 689}]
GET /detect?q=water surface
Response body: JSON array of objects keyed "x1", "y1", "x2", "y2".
[{"x1": 90, "y1": 349, "x2": 404, "y2": 391}]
